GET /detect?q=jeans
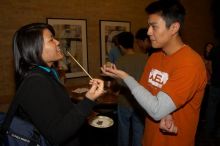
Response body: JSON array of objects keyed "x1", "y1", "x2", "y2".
[
  {"x1": 205, "y1": 85, "x2": 220, "y2": 136},
  {"x1": 118, "y1": 105, "x2": 144, "y2": 146}
]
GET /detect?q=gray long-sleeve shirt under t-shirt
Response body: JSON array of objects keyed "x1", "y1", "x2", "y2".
[{"x1": 123, "y1": 76, "x2": 177, "y2": 121}]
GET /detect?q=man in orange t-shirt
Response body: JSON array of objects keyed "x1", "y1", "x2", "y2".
[
  {"x1": 139, "y1": 45, "x2": 207, "y2": 146},
  {"x1": 101, "y1": 0, "x2": 207, "y2": 146}
]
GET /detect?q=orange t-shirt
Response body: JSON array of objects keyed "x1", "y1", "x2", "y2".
[{"x1": 140, "y1": 45, "x2": 207, "y2": 146}]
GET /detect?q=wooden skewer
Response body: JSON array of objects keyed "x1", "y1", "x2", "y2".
[{"x1": 67, "y1": 51, "x2": 93, "y2": 80}]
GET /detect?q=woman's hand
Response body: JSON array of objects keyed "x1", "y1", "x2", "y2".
[
  {"x1": 101, "y1": 63, "x2": 129, "y2": 79},
  {"x1": 159, "y1": 115, "x2": 178, "y2": 134},
  {"x1": 85, "y1": 79, "x2": 104, "y2": 101}
]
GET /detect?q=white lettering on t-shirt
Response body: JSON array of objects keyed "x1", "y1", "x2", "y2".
[{"x1": 148, "y1": 69, "x2": 168, "y2": 88}]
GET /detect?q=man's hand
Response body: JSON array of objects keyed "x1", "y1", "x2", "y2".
[
  {"x1": 101, "y1": 63, "x2": 129, "y2": 79},
  {"x1": 160, "y1": 115, "x2": 178, "y2": 134}
]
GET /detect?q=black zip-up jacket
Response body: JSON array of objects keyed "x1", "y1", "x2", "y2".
[{"x1": 15, "y1": 67, "x2": 96, "y2": 146}]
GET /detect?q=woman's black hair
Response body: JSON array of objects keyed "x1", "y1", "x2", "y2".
[{"x1": 12, "y1": 23, "x2": 55, "y2": 86}]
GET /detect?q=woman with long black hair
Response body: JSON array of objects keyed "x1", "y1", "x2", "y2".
[{"x1": 8, "y1": 23, "x2": 104, "y2": 146}]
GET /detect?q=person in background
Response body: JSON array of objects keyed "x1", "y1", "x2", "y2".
[
  {"x1": 199, "y1": 42, "x2": 214, "y2": 121},
  {"x1": 101, "y1": 1, "x2": 207, "y2": 146},
  {"x1": 7, "y1": 23, "x2": 104, "y2": 146},
  {"x1": 135, "y1": 27, "x2": 159, "y2": 56},
  {"x1": 205, "y1": 43, "x2": 220, "y2": 138},
  {"x1": 108, "y1": 31, "x2": 122, "y2": 64},
  {"x1": 115, "y1": 31, "x2": 148, "y2": 146},
  {"x1": 203, "y1": 42, "x2": 214, "y2": 82}
]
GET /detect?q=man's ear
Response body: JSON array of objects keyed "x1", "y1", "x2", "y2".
[{"x1": 170, "y1": 22, "x2": 180, "y2": 34}]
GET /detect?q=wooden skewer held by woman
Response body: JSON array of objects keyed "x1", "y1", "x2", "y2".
[{"x1": 67, "y1": 51, "x2": 93, "y2": 80}]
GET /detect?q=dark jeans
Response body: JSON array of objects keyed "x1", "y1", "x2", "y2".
[{"x1": 118, "y1": 106, "x2": 144, "y2": 146}]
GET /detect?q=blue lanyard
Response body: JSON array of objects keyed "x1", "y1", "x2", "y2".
[{"x1": 38, "y1": 66, "x2": 59, "y2": 80}]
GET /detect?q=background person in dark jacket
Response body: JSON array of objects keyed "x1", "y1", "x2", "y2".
[{"x1": 205, "y1": 44, "x2": 220, "y2": 137}]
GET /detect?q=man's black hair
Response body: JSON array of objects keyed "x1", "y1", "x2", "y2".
[
  {"x1": 117, "y1": 32, "x2": 134, "y2": 49},
  {"x1": 145, "y1": 0, "x2": 186, "y2": 28},
  {"x1": 135, "y1": 28, "x2": 149, "y2": 41}
]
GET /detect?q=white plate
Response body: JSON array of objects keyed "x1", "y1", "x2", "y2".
[{"x1": 88, "y1": 115, "x2": 114, "y2": 128}]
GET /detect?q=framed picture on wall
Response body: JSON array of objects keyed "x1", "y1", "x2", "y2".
[
  {"x1": 100, "y1": 20, "x2": 131, "y2": 65},
  {"x1": 47, "y1": 18, "x2": 88, "y2": 78}
]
